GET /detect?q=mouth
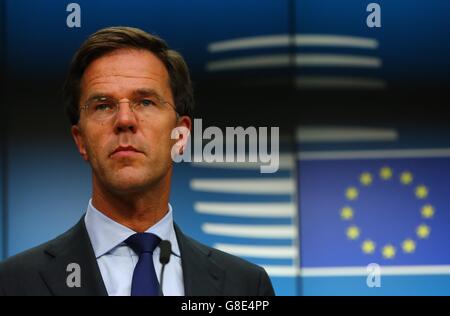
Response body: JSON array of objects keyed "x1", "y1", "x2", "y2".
[{"x1": 110, "y1": 146, "x2": 144, "y2": 158}]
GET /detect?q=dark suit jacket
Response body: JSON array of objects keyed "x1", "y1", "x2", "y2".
[{"x1": 0, "y1": 217, "x2": 275, "y2": 296}]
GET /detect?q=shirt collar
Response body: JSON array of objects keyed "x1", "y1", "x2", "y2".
[{"x1": 84, "y1": 199, "x2": 179, "y2": 258}]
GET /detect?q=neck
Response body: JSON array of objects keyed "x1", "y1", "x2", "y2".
[{"x1": 91, "y1": 175, "x2": 171, "y2": 232}]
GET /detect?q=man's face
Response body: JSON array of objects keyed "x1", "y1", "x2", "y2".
[{"x1": 71, "y1": 48, "x2": 191, "y2": 195}]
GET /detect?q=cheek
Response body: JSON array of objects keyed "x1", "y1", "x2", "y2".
[
  {"x1": 84, "y1": 133, "x2": 108, "y2": 163},
  {"x1": 148, "y1": 119, "x2": 177, "y2": 148}
]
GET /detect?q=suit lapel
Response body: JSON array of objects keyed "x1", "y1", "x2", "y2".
[
  {"x1": 39, "y1": 217, "x2": 108, "y2": 296},
  {"x1": 38, "y1": 218, "x2": 224, "y2": 295},
  {"x1": 174, "y1": 224, "x2": 225, "y2": 296}
]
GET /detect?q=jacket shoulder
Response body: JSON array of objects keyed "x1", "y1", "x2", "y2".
[
  {"x1": 181, "y1": 233, "x2": 275, "y2": 295},
  {"x1": 193, "y1": 236, "x2": 264, "y2": 272},
  {"x1": 0, "y1": 224, "x2": 79, "y2": 295}
]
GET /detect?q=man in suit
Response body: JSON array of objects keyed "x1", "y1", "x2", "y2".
[{"x1": 0, "y1": 26, "x2": 275, "y2": 296}]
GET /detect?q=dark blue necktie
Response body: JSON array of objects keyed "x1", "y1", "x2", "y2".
[{"x1": 125, "y1": 233, "x2": 161, "y2": 296}]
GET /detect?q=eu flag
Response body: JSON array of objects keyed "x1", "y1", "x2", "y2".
[{"x1": 297, "y1": 128, "x2": 450, "y2": 295}]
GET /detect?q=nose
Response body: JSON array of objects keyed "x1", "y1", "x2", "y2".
[{"x1": 113, "y1": 100, "x2": 138, "y2": 134}]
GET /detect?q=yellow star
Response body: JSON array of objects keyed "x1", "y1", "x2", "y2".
[
  {"x1": 345, "y1": 187, "x2": 359, "y2": 200},
  {"x1": 361, "y1": 240, "x2": 376, "y2": 254},
  {"x1": 400, "y1": 171, "x2": 413, "y2": 185},
  {"x1": 421, "y1": 204, "x2": 435, "y2": 219},
  {"x1": 346, "y1": 225, "x2": 360, "y2": 240},
  {"x1": 360, "y1": 172, "x2": 373, "y2": 186},
  {"x1": 340, "y1": 206, "x2": 354, "y2": 220},
  {"x1": 382, "y1": 244, "x2": 396, "y2": 259},
  {"x1": 415, "y1": 185, "x2": 429, "y2": 199},
  {"x1": 380, "y1": 166, "x2": 393, "y2": 180},
  {"x1": 402, "y1": 239, "x2": 416, "y2": 253},
  {"x1": 416, "y1": 224, "x2": 431, "y2": 239}
]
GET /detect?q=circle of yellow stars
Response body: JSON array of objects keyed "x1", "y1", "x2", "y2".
[{"x1": 340, "y1": 166, "x2": 434, "y2": 260}]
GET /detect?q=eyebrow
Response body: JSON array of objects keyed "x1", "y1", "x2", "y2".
[
  {"x1": 133, "y1": 88, "x2": 162, "y2": 98},
  {"x1": 84, "y1": 88, "x2": 164, "y2": 103}
]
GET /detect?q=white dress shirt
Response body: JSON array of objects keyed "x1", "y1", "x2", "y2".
[{"x1": 84, "y1": 199, "x2": 185, "y2": 296}]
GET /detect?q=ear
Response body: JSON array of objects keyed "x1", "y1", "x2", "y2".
[
  {"x1": 173, "y1": 116, "x2": 192, "y2": 155},
  {"x1": 177, "y1": 115, "x2": 192, "y2": 133},
  {"x1": 71, "y1": 125, "x2": 89, "y2": 161}
]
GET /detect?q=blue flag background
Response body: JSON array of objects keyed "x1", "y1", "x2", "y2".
[
  {"x1": 299, "y1": 155, "x2": 450, "y2": 267},
  {"x1": 296, "y1": 125, "x2": 450, "y2": 295}
]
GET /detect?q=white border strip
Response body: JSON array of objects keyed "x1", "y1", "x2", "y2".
[
  {"x1": 206, "y1": 54, "x2": 381, "y2": 71},
  {"x1": 295, "y1": 54, "x2": 381, "y2": 68},
  {"x1": 301, "y1": 265, "x2": 450, "y2": 277},
  {"x1": 296, "y1": 76, "x2": 386, "y2": 89},
  {"x1": 295, "y1": 34, "x2": 378, "y2": 49},
  {"x1": 206, "y1": 55, "x2": 289, "y2": 71},
  {"x1": 190, "y1": 178, "x2": 294, "y2": 194},
  {"x1": 296, "y1": 127, "x2": 398, "y2": 143},
  {"x1": 191, "y1": 153, "x2": 294, "y2": 170},
  {"x1": 298, "y1": 148, "x2": 450, "y2": 160},
  {"x1": 258, "y1": 265, "x2": 450, "y2": 277},
  {"x1": 209, "y1": 35, "x2": 290, "y2": 52},
  {"x1": 262, "y1": 265, "x2": 301, "y2": 277},
  {"x1": 214, "y1": 243, "x2": 298, "y2": 259},
  {"x1": 208, "y1": 34, "x2": 378, "y2": 53},
  {"x1": 195, "y1": 202, "x2": 295, "y2": 218},
  {"x1": 202, "y1": 223, "x2": 296, "y2": 239}
]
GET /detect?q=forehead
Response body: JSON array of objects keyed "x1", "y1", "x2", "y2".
[{"x1": 80, "y1": 48, "x2": 171, "y2": 99}]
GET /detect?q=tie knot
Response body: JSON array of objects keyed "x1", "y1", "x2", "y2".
[{"x1": 125, "y1": 233, "x2": 161, "y2": 255}]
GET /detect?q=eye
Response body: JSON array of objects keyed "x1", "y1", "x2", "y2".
[
  {"x1": 93, "y1": 102, "x2": 115, "y2": 111},
  {"x1": 89, "y1": 97, "x2": 116, "y2": 112},
  {"x1": 139, "y1": 98, "x2": 157, "y2": 107}
]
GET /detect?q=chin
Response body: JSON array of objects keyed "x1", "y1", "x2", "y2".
[{"x1": 106, "y1": 170, "x2": 163, "y2": 194}]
